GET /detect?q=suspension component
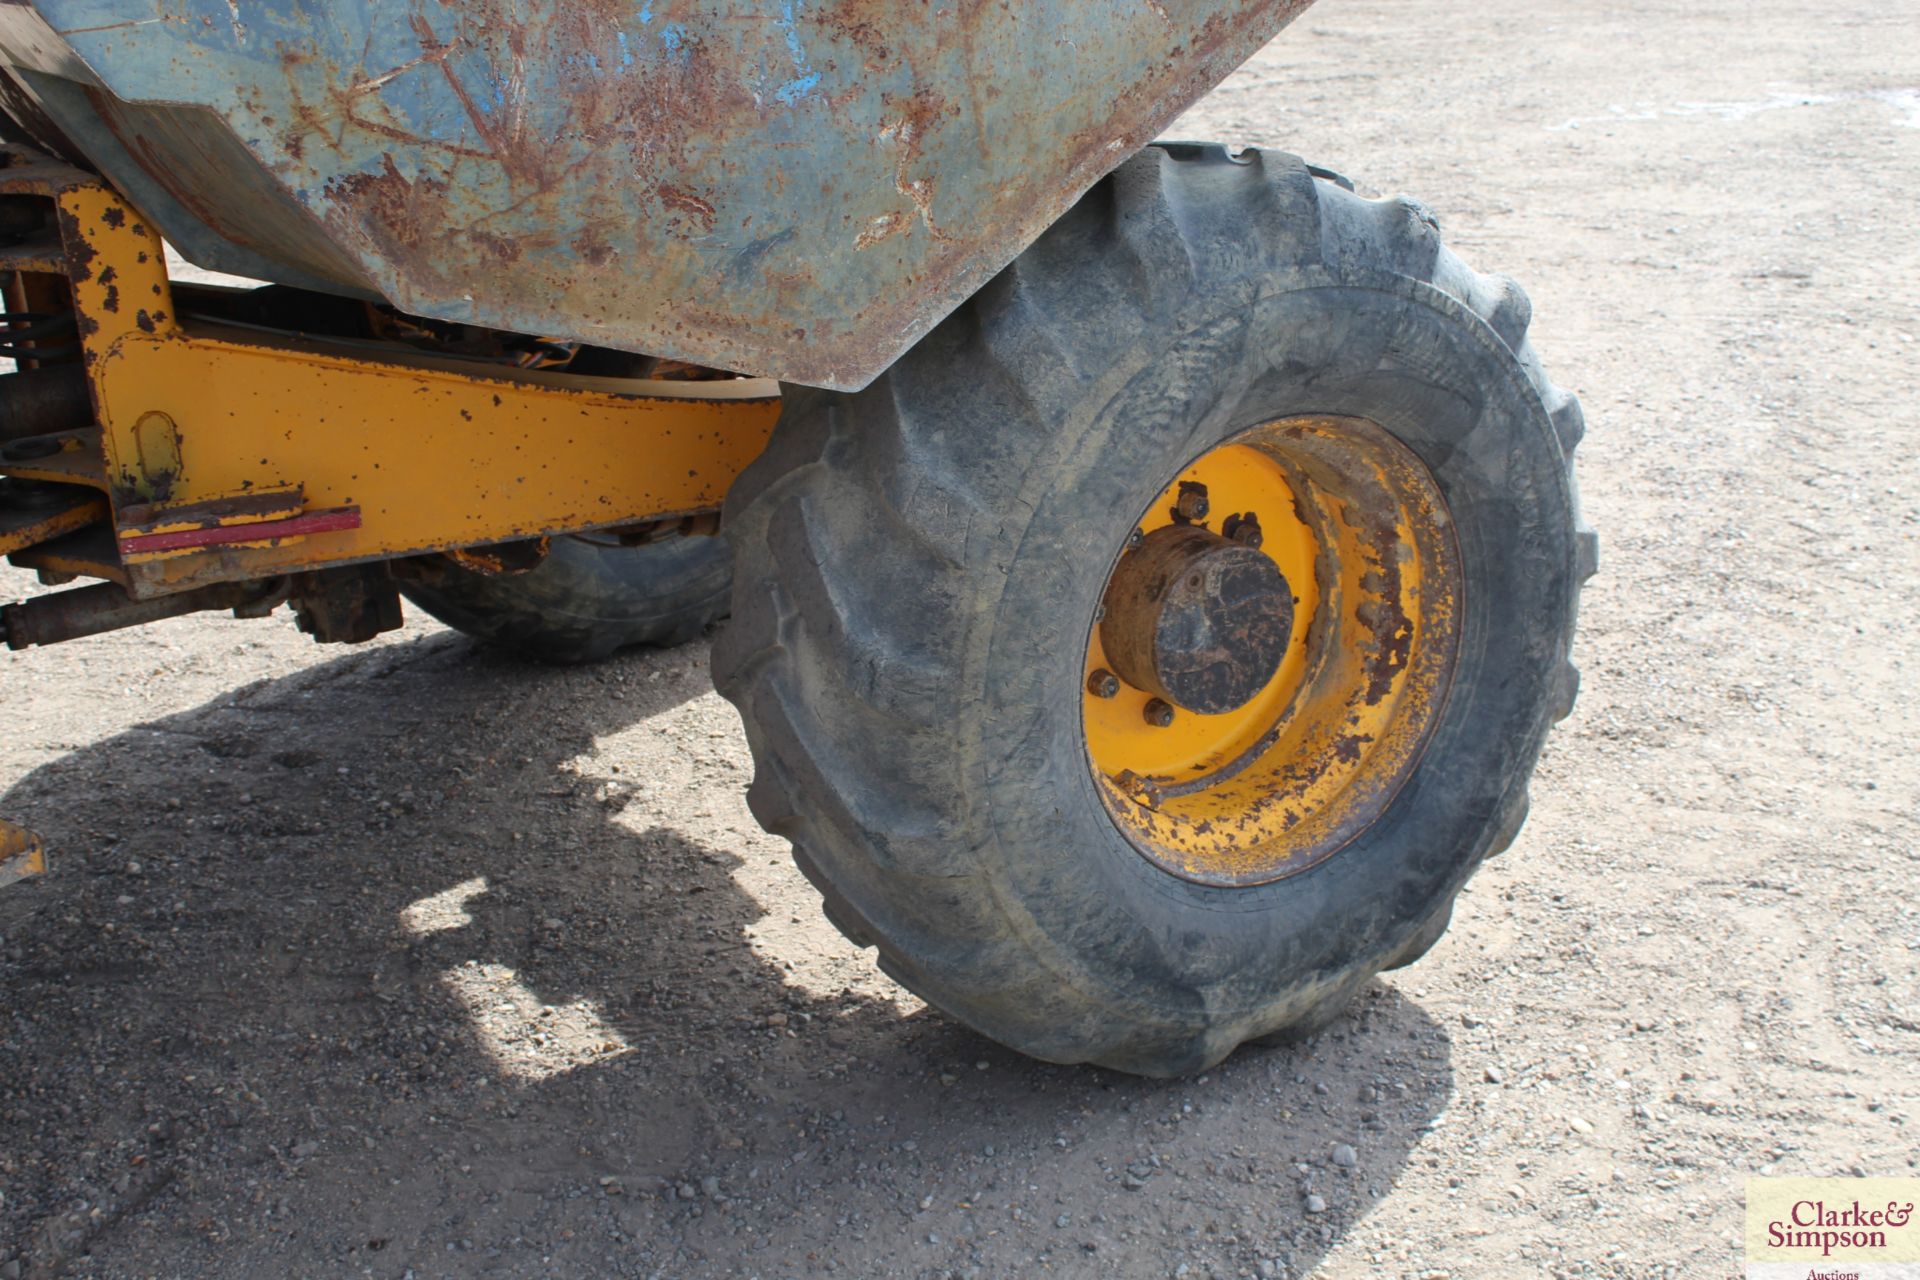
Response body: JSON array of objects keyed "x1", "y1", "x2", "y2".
[
  {"x1": 0, "y1": 365, "x2": 88, "y2": 442},
  {"x1": 0, "y1": 578, "x2": 286, "y2": 649}
]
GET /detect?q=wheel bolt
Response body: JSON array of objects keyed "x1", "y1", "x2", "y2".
[
  {"x1": 1142, "y1": 698, "x2": 1175, "y2": 728},
  {"x1": 1086, "y1": 668, "x2": 1121, "y2": 699},
  {"x1": 1126, "y1": 527, "x2": 1144, "y2": 551},
  {"x1": 1224, "y1": 512, "x2": 1264, "y2": 549},
  {"x1": 1174, "y1": 483, "x2": 1210, "y2": 523}
]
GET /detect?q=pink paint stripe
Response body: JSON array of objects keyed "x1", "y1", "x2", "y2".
[{"x1": 119, "y1": 507, "x2": 361, "y2": 555}]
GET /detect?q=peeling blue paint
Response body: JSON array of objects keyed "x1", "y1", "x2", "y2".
[
  {"x1": 617, "y1": 30, "x2": 633, "y2": 66},
  {"x1": 774, "y1": 0, "x2": 818, "y2": 105},
  {"x1": 778, "y1": 0, "x2": 806, "y2": 66},
  {"x1": 773, "y1": 73, "x2": 819, "y2": 106}
]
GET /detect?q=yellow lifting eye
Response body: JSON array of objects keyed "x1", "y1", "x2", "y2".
[{"x1": 1082, "y1": 416, "x2": 1461, "y2": 887}]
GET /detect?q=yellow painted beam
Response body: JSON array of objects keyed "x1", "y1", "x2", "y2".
[
  {"x1": 1, "y1": 156, "x2": 781, "y2": 598},
  {"x1": 99, "y1": 331, "x2": 778, "y2": 594}
]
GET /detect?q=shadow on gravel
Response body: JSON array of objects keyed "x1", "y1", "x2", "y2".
[{"x1": 0, "y1": 630, "x2": 1455, "y2": 1279}]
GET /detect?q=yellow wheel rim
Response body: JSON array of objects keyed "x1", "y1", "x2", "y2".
[{"x1": 1083, "y1": 415, "x2": 1461, "y2": 886}]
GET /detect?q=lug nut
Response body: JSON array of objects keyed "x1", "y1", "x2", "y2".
[
  {"x1": 1173, "y1": 483, "x2": 1210, "y2": 524},
  {"x1": 1142, "y1": 698, "x2": 1175, "y2": 728},
  {"x1": 1086, "y1": 668, "x2": 1121, "y2": 699},
  {"x1": 1126, "y1": 527, "x2": 1144, "y2": 551},
  {"x1": 1223, "y1": 512, "x2": 1264, "y2": 549}
]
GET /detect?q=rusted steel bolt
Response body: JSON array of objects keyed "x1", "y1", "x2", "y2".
[
  {"x1": 1224, "y1": 512, "x2": 1264, "y2": 549},
  {"x1": 1087, "y1": 668, "x2": 1121, "y2": 699},
  {"x1": 1174, "y1": 483, "x2": 1210, "y2": 523},
  {"x1": 1142, "y1": 698, "x2": 1176, "y2": 728}
]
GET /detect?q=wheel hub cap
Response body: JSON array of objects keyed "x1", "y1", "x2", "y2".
[
  {"x1": 1099, "y1": 525, "x2": 1294, "y2": 716},
  {"x1": 1081, "y1": 416, "x2": 1462, "y2": 887}
]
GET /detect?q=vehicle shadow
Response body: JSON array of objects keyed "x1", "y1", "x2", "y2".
[{"x1": 0, "y1": 627, "x2": 1457, "y2": 1280}]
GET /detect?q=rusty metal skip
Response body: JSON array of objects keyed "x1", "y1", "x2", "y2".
[{"x1": 0, "y1": 1, "x2": 1316, "y2": 389}]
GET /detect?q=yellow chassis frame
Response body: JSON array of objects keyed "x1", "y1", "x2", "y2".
[{"x1": 0, "y1": 145, "x2": 781, "y2": 599}]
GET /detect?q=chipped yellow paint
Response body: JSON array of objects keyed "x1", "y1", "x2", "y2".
[
  {"x1": 1083, "y1": 417, "x2": 1461, "y2": 887},
  {"x1": 0, "y1": 489, "x2": 106, "y2": 557},
  {"x1": 116, "y1": 485, "x2": 311, "y2": 564},
  {"x1": 121, "y1": 486, "x2": 306, "y2": 537},
  {"x1": 0, "y1": 159, "x2": 781, "y2": 600},
  {"x1": 0, "y1": 818, "x2": 48, "y2": 888},
  {"x1": 1084, "y1": 443, "x2": 1322, "y2": 779},
  {"x1": 96, "y1": 328, "x2": 780, "y2": 597}
]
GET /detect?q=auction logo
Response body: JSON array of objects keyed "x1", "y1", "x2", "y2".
[{"x1": 1746, "y1": 1178, "x2": 1920, "y2": 1279}]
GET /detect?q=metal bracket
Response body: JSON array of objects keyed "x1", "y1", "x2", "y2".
[{"x1": 0, "y1": 817, "x2": 47, "y2": 888}]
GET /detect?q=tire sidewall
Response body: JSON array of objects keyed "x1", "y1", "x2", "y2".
[{"x1": 971, "y1": 274, "x2": 1577, "y2": 1039}]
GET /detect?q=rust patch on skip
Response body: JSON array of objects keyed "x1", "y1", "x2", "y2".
[
  {"x1": 310, "y1": 2, "x2": 763, "y2": 318},
  {"x1": 468, "y1": 227, "x2": 526, "y2": 266},
  {"x1": 823, "y1": 0, "x2": 899, "y2": 69},
  {"x1": 659, "y1": 186, "x2": 719, "y2": 234},
  {"x1": 854, "y1": 210, "x2": 909, "y2": 250},
  {"x1": 877, "y1": 87, "x2": 958, "y2": 241}
]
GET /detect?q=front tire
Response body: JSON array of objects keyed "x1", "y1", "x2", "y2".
[{"x1": 714, "y1": 145, "x2": 1595, "y2": 1075}]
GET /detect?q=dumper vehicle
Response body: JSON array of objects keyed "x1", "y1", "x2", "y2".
[{"x1": 0, "y1": 0, "x2": 1594, "y2": 1074}]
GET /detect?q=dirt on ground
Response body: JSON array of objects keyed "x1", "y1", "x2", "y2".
[{"x1": 3, "y1": 0, "x2": 1917, "y2": 1276}]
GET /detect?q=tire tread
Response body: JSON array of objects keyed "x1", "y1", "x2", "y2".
[{"x1": 715, "y1": 144, "x2": 1592, "y2": 1072}]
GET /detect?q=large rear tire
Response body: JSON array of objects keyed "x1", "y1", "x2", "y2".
[{"x1": 713, "y1": 144, "x2": 1595, "y2": 1075}]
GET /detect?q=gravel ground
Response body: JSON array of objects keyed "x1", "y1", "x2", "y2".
[{"x1": 4, "y1": 0, "x2": 1918, "y2": 1276}]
